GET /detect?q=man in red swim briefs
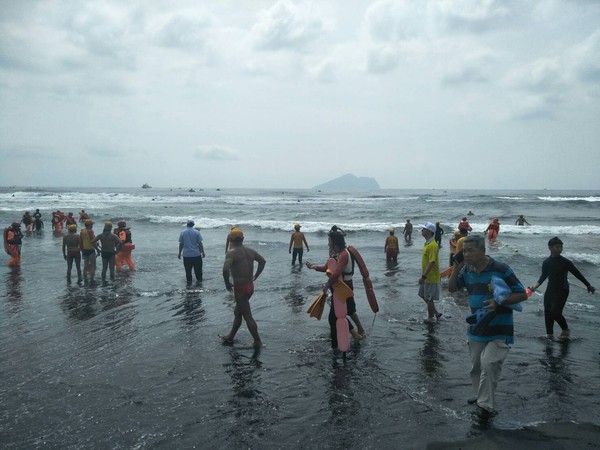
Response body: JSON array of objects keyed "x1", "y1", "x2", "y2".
[{"x1": 221, "y1": 227, "x2": 266, "y2": 347}]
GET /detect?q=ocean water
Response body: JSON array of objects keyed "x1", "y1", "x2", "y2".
[{"x1": 1, "y1": 187, "x2": 599, "y2": 449}]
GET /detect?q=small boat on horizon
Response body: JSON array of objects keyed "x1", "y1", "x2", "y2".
[{"x1": 142, "y1": 183, "x2": 151, "y2": 189}]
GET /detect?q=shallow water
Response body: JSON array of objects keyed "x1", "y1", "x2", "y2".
[{"x1": 1, "y1": 188, "x2": 600, "y2": 448}]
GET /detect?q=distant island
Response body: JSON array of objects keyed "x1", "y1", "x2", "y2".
[{"x1": 313, "y1": 173, "x2": 380, "y2": 192}]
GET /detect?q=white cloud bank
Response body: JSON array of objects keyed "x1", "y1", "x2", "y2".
[{"x1": 0, "y1": 0, "x2": 598, "y2": 189}]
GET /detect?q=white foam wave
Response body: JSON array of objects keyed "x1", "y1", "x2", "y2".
[
  {"x1": 461, "y1": 224, "x2": 600, "y2": 235},
  {"x1": 538, "y1": 196, "x2": 600, "y2": 202}
]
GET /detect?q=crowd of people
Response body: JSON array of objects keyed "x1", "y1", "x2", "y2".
[{"x1": 3, "y1": 210, "x2": 596, "y2": 422}]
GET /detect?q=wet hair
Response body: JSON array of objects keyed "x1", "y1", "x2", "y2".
[
  {"x1": 548, "y1": 237, "x2": 563, "y2": 247},
  {"x1": 328, "y1": 225, "x2": 347, "y2": 249},
  {"x1": 464, "y1": 234, "x2": 485, "y2": 251},
  {"x1": 458, "y1": 227, "x2": 468, "y2": 235}
]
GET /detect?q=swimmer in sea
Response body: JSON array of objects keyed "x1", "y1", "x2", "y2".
[
  {"x1": 403, "y1": 219, "x2": 413, "y2": 242},
  {"x1": 221, "y1": 227, "x2": 266, "y2": 347},
  {"x1": 515, "y1": 215, "x2": 530, "y2": 226}
]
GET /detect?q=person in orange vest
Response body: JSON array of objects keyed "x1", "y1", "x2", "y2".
[
  {"x1": 65, "y1": 212, "x2": 77, "y2": 227},
  {"x1": 458, "y1": 217, "x2": 473, "y2": 232},
  {"x1": 114, "y1": 220, "x2": 135, "y2": 271},
  {"x1": 384, "y1": 227, "x2": 399, "y2": 262},
  {"x1": 484, "y1": 218, "x2": 500, "y2": 241},
  {"x1": 4, "y1": 222, "x2": 23, "y2": 266}
]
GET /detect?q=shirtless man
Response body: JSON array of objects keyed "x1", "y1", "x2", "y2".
[
  {"x1": 62, "y1": 224, "x2": 82, "y2": 282},
  {"x1": 515, "y1": 215, "x2": 530, "y2": 226},
  {"x1": 221, "y1": 228, "x2": 266, "y2": 347},
  {"x1": 92, "y1": 221, "x2": 122, "y2": 282}
]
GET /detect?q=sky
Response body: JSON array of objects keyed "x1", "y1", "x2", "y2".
[{"x1": 1, "y1": 0, "x2": 599, "y2": 190}]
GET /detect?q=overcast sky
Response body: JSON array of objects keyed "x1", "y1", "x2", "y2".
[{"x1": 1, "y1": 0, "x2": 599, "y2": 190}]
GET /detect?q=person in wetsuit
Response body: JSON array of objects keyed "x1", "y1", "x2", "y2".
[{"x1": 530, "y1": 237, "x2": 596, "y2": 340}]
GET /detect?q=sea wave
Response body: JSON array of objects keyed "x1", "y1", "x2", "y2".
[
  {"x1": 142, "y1": 216, "x2": 600, "y2": 235},
  {"x1": 538, "y1": 196, "x2": 600, "y2": 202}
]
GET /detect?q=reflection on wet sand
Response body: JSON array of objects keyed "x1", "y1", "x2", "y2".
[
  {"x1": 5, "y1": 266, "x2": 23, "y2": 304},
  {"x1": 542, "y1": 340, "x2": 572, "y2": 398},
  {"x1": 420, "y1": 326, "x2": 445, "y2": 378},
  {"x1": 172, "y1": 287, "x2": 205, "y2": 329}
]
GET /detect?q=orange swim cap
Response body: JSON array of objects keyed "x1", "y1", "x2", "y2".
[{"x1": 229, "y1": 227, "x2": 244, "y2": 240}]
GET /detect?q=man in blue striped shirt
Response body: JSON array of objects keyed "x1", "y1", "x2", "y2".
[{"x1": 448, "y1": 234, "x2": 527, "y2": 419}]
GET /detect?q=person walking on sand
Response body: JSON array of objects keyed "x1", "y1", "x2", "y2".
[
  {"x1": 530, "y1": 237, "x2": 596, "y2": 340},
  {"x1": 178, "y1": 220, "x2": 205, "y2": 283},
  {"x1": 419, "y1": 222, "x2": 442, "y2": 323},
  {"x1": 221, "y1": 228, "x2": 266, "y2": 347},
  {"x1": 448, "y1": 234, "x2": 528, "y2": 421},
  {"x1": 289, "y1": 223, "x2": 309, "y2": 265},
  {"x1": 384, "y1": 227, "x2": 399, "y2": 262},
  {"x1": 62, "y1": 224, "x2": 82, "y2": 282},
  {"x1": 92, "y1": 221, "x2": 122, "y2": 282},
  {"x1": 403, "y1": 219, "x2": 413, "y2": 242}
]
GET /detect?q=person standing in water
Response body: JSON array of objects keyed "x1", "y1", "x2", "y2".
[
  {"x1": 384, "y1": 227, "x2": 399, "y2": 262},
  {"x1": 418, "y1": 222, "x2": 442, "y2": 323},
  {"x1": 3, "y1": 222, "x2": 23, "y2": 266},
  {"x1": 80, "y1": 219, "x2": 98, "y2": 284},
  {"x1": 403, "y1": 219, "x2": 413, "y2": 242},
  {"x1": 92, "y1": 221, "x2": 122, "y2": 282},
  {"x1": 62, "y1": 224, "x2": 82, "y2": 282},
  {"x1": 221, "y1": 228, "x2": 266, "y2": 347},
  {"x1": 530, "y1": 237, "x2": 596, "y2": 340},
  {"x1": 178, "y1": 220, "x2": 205, "y2": 283},
  {"x1": 434, "y1": 222, "x2": 444, "y2": 248},
  {"x1": 515, "y1": 215, "x2": 530, "y2": 226},
  {"x1": 289, "y1": 223, "x2": 309, "y2": 265},
  {"x1": 306, "y1": 226, "x2": 366, "y2": 347}
]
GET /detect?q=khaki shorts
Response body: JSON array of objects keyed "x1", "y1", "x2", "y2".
[{"x1": 418, "y1": 282, "x2": 440, "y2": 302}]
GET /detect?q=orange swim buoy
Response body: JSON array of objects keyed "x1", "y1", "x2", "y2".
[{"x1": 348, "y1": 245, "x2": 379, "y2": 313}]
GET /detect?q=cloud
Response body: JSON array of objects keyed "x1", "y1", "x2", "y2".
[
  {"x1": 366, "y1": 44, "x2": 400, "y2": 74},
  {"x1": 0, "y1": 145, "x2": 54, "y2": 159},
  {"x1": 306, "y1": 59, "x2": 335, "y2": 83},
  {"x1": 153, "y1": 13, "x2": 215, "y2": 51},
  {"x1": 435, "y1": 0, "x2": 511, "y2": 33},
  {"x1": 252, "y1": 0, "x2": 329, "y2": 51},
  {"x1": 194, "y1": 145, "x2": 240, "y2": 160},
  {"x1": 569, "y1": 29, "x2": 600, "y2": 84},
  {"x1": 505, "y1": 57, "x2": 566, "y2": 93},
  {"x1": 364, "y1": 0, "x2": 427, "y2": 43}
]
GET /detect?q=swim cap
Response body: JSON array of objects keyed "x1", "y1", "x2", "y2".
[
  {"x1": 104, "y1": 221, "x2": 113, "y2": 227},
  {"x1": 294, "y1": 223, "x2": 301, "y2": 229},
  {"x1": 68, "y1": 224, "x2": 77, "y2": 231},
  {"x1": 118, "y1": 220, "x2": 126, "y2": 228},
  {"x1": 84, "y1": 219, "x2": 93, "y2": 226},
  {"x1": 389, "y1": 227, "x2": 395, "y2": 233},
  {"x1": 548, "y1": 237, "x2": 563, "y2": 247},
  {"x1": 229, "y1": 227, "x2": 244, "y2": 240},
  {"x1": 493, "y1": 218, "x2": 499, "y2": 223}
]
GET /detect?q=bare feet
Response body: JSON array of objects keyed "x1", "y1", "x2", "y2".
[
  {"x1": 351, "y1": 329, "x2": 363, "y2": 341},
  {"x1": 218, "y1": 334, "x2": 234, "y2": 345},
  {"x1": 558, "y1": 329, "x2": 570, "y2": 340}
]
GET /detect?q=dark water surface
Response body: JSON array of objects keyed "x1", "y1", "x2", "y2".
[{"x1": 1, "y1": 188, "x2": 599, "y2": 448}]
